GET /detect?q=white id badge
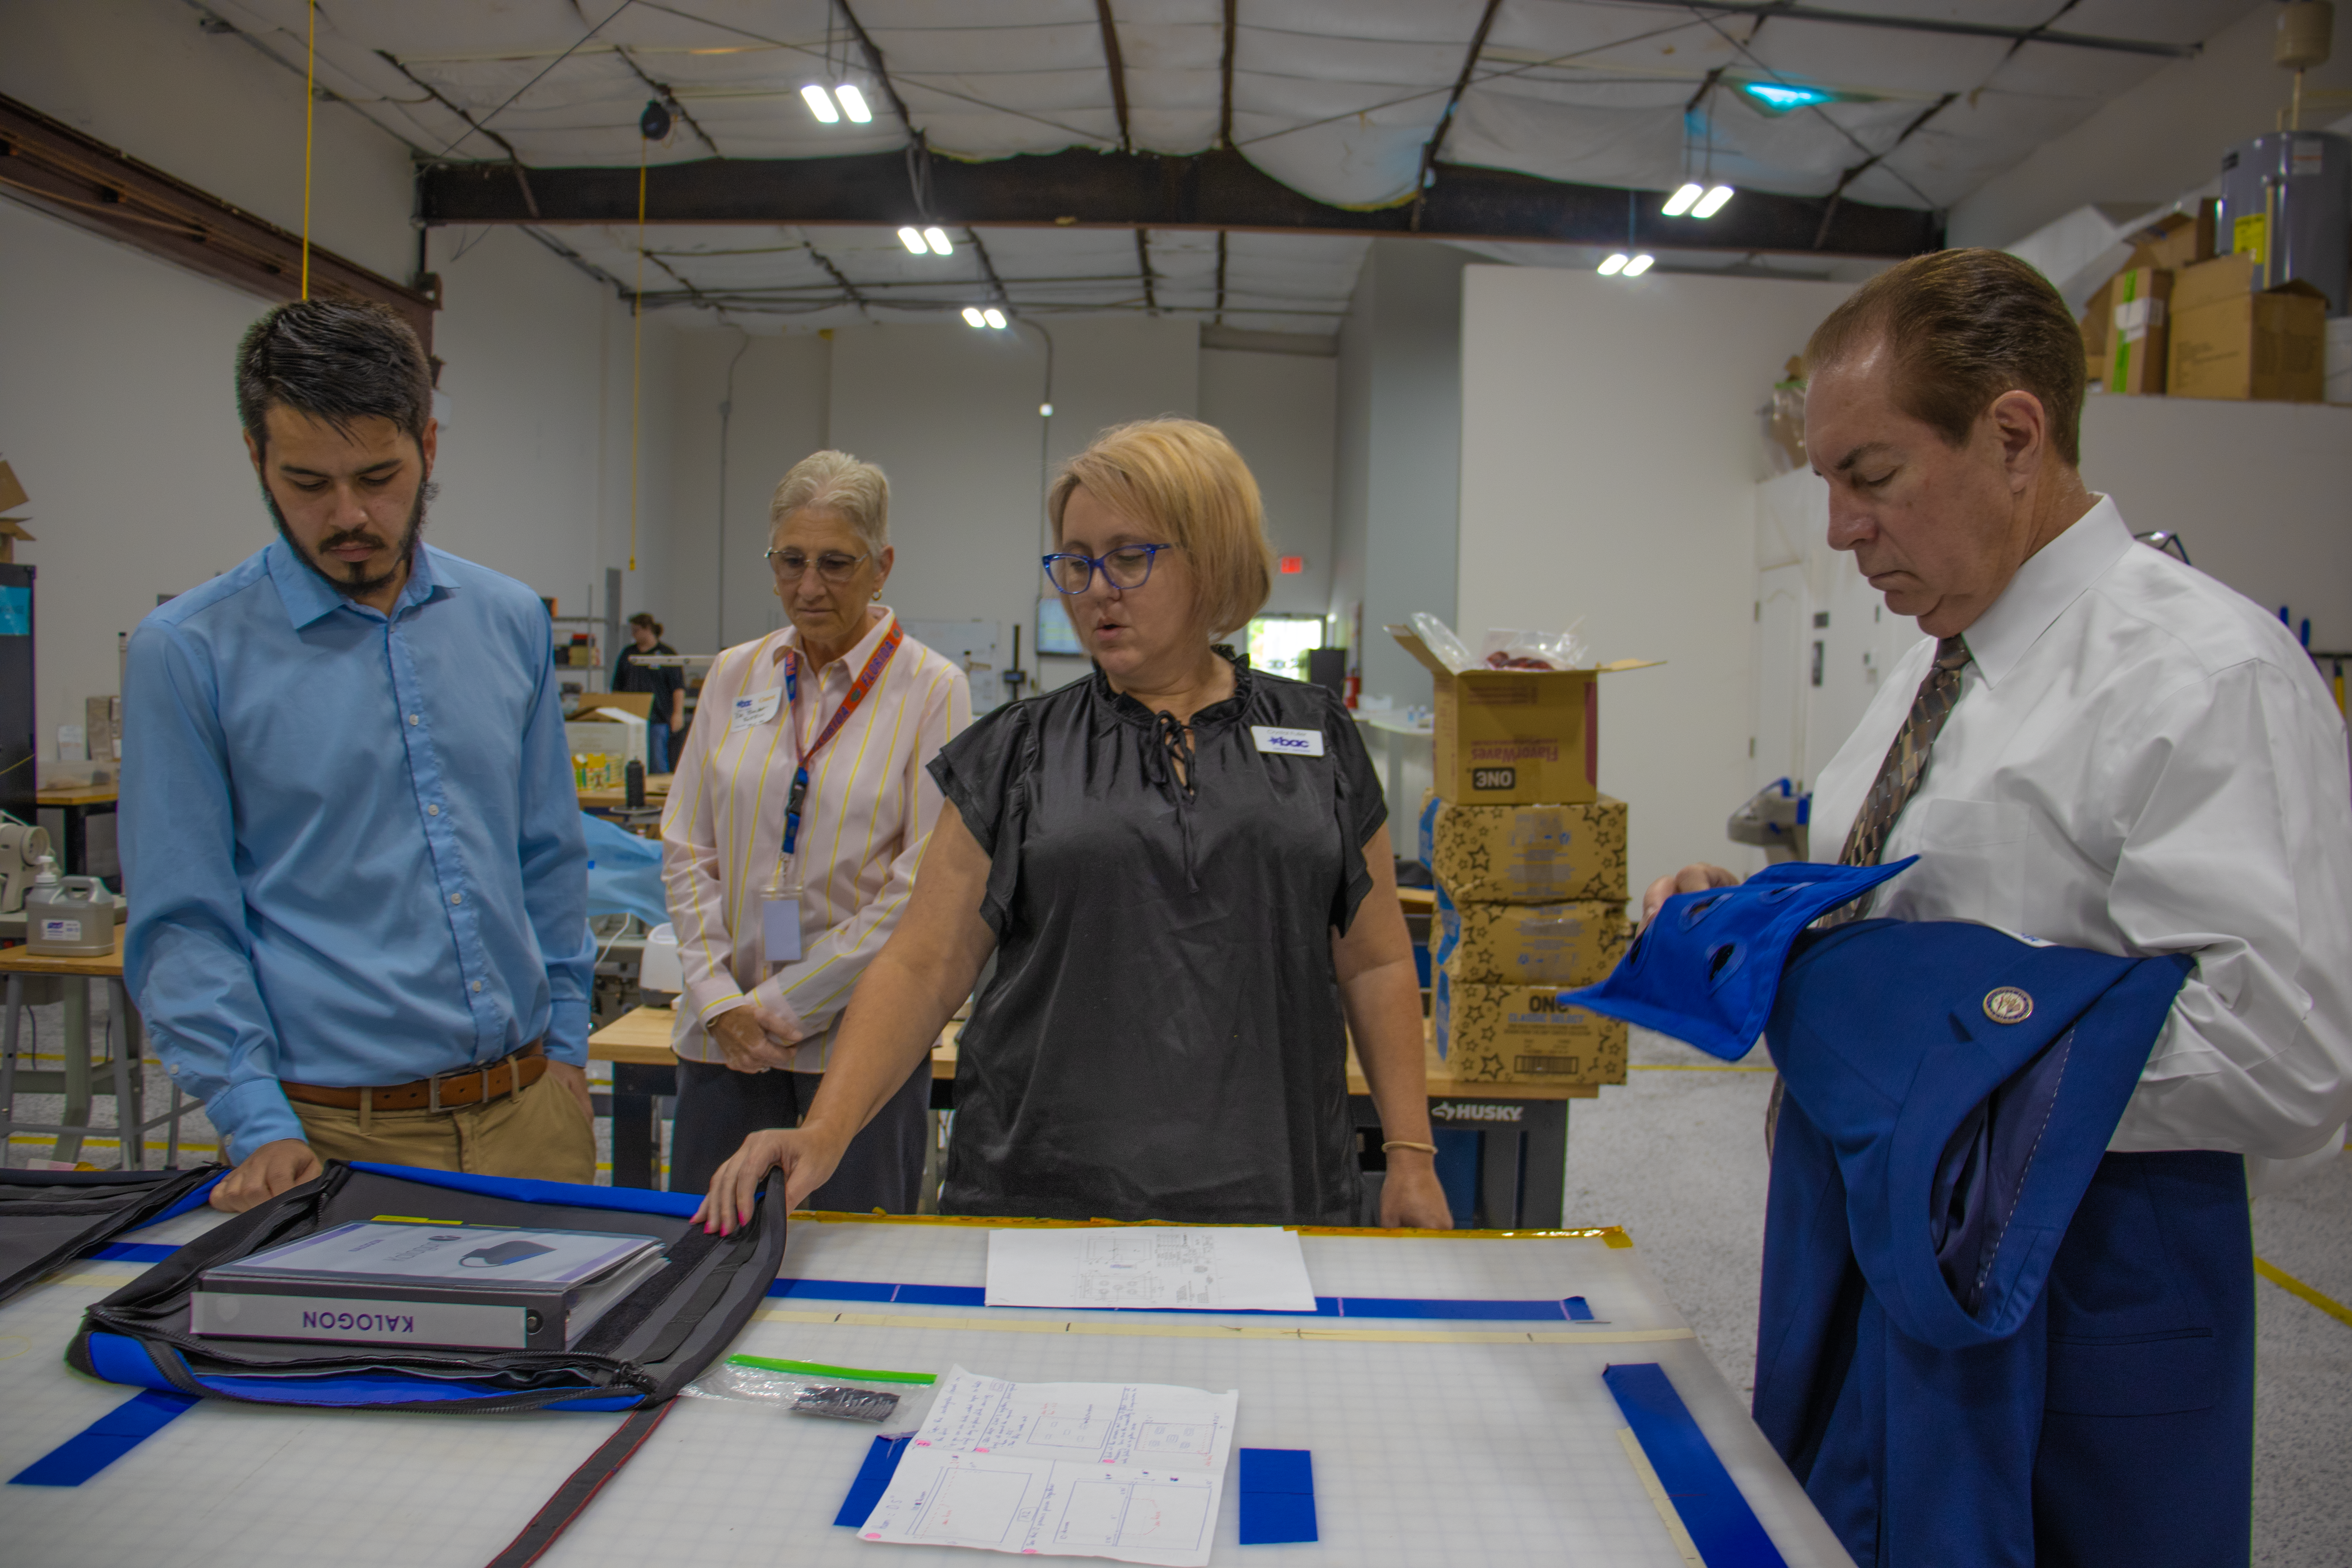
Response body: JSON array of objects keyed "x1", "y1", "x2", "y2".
[
  {"x1": 730, "y1": 687, "x2": 782, "y2": 733},
  {"x1": 761, "y1": 897, "x2": 803, "y2": 963},
  {"x1": 1251, "y1": 724, "x2": 1327, "y2": 758}
]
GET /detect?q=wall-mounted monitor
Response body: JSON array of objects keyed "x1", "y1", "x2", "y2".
[{"x1": 1036, "y1": 595, "x2": 1085, "y2": 657}]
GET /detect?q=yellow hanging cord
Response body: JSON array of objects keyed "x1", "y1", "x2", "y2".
[
  {"x1": 300, "y1": 0, "x2": 316, "y2": 298},
  {"x1": 629, "y1": 134, "x2": 645, "y2": 574}
]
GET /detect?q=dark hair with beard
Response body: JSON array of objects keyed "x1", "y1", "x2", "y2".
[{"x1": 236, "y1": 297, "x2": 432, "y2": 457}]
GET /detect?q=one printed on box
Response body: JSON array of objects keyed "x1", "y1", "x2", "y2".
[
  {"x1": 1420, "y1": 794, "x2": 1628, "y2": 904},
  {"x1": 1436, "y1": 890, "x2": 1627, "y2": 987},
  {"x1": 1388, "y1": 626, "x2": 1657, "y2": 805},
  {"x1": 1435, "y1": 971, "x2": 1630, "y2": 1086}
]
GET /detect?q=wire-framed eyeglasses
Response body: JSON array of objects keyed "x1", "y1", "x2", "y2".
[
  {"x1": 766, "y1": 547, "x2": 871, "y2": 584},
  {"x1": 1042, "y1": 543, "x2": 1178, "y2": 595}
]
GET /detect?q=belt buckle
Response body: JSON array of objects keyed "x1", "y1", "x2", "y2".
[{"x1": 427, "y1": 1071, "x2": 444, "y2": 1114}]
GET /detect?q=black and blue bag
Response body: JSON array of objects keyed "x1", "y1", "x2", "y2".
[
  {"x1": 67, "y1": 1160, "x2": 787, "y2": 1414},
  {"x1": 0, "y1": 1163, "x2": 226, "y2": 1307}
]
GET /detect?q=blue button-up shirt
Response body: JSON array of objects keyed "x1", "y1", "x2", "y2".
[{"x1": 122, "y1": 539, "x2": 593, "y2": 1162}]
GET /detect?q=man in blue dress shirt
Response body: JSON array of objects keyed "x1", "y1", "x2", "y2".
[{"x1": 122, "y1": 299, "x2": 596, "y2": 1213}]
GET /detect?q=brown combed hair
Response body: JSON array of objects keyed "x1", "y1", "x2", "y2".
[
  {"x1": 1048, "y1": 418, "x2": 1273, "y2": 639},
  {"x1": 1806, "y1": 247, "x2": 2086, "y2": 468}
]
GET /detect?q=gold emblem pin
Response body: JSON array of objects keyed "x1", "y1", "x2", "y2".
[{"x1": 1983, "y1": 987, "x2": 2033, "y2": 1025}]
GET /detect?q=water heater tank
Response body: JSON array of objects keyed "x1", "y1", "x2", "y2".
[{"x1": 2219, "y1": 131, "x2": 2352, "y2": 315}]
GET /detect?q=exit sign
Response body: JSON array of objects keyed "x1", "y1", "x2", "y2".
[{"x1": 1278, "y1": 555, "x2": 1304, "y2": 575}]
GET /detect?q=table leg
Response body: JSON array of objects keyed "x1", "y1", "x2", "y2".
[
  {"x1": 610, "y1": 1062, "x2": 673, "y2": 1189},
  {"x1": 0, "y1": 974, "x2": 20, "y2": 1131},
  {"x1": 57, "y1": 977, "x2": 91, "y2": 1165},
  {"x1": 105, "y1": 978, "x2": 140, "y2": 1171},
  {"x1": 1520, "y1": 1101, "x2": 1567, "y2": 1229}
]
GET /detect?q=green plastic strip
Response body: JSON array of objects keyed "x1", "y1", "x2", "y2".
[{"x1": 728, "y1": 1354, "x2": 936, "y2": 1385}]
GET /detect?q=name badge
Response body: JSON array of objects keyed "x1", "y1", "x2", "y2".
[
  {"x1": 761, "y1": 897, "x2": 803, "y2": 963},
  {"x1": 730, "y1": 687, "x2": 782, "y2": 733},
  {"x1": 1251, "y1": 725, "x2": 1325, "y2": 758}
]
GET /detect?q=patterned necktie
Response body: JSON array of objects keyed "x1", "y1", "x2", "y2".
[{"x1": 1822, "y1": 635, "x2": 1972, "y2": 918}]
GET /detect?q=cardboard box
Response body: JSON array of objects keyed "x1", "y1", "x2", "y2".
[
  {"x1": 2103, "y1": 266, "x2": 2172, "y2": 395},
  {"x1": 2080, "y1": 273, "x2": 2116, "y2": 383},
  {"x1": 1436, "y1": 891, "x2": 1627, "y2": 987},
  {"x1": 565, "y1": 709, "x2": 648, "y2": 775},
  {"x1": 1420, "y1": 794, "x2": 1628, "y2": 904},
  {"x1": 2167, "y1": 255, "x2": 2327, "y2": 402},
  {"x1": 85, "y1": 697, "x2": 119, "y2": 765},
  {"x1": 1435, "y1": 972, "x2": 1629, "y2": 1086},
  {"x1": 2125, "y1": 205, "x2": 2216, "y2": 274},
  {"x1": 1388, "y1": 626, "x2": 1657, "y2": 804}
]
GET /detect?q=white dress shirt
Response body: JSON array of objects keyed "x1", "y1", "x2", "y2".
[
  {"x1": 1810, "y1": 496, "x2": 2352, "y2": 1164},
  {"x1": 661, "y1": 607, "x2": 970, "y2": 1073}
]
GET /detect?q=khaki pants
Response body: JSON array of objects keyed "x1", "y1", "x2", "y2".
[{"x1": 292, "y1": 1071, "x2": 595, "y2": 1184}]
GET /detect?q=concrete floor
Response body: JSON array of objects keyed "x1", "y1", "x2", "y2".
[
  {"x1": 7, "y1": 1002, "x2": 2347, "y2": 1563},
  {"x1": 1566, "y1": 1026, "x2": 2352, "y2": 1568}
]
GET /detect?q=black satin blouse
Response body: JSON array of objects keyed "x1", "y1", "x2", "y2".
[{"x1": 927, "y1": 655, "x2": 1388, "y2": 1225}]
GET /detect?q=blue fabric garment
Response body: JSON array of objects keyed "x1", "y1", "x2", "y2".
[
  {"x1": 122, "y1": 540, "x2": 594, "y2": 1163},
  {"x1": 1753, "y1": 920, "x2": 2250, "y2": 1568},
  {"x1": 581, "y1": 811, "x2": 670, "y2": 928},
  {"x1": 1560, "y1": 858, "x2": 1916, "y2": 1060}
]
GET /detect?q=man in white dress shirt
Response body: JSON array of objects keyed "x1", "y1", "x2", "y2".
[{"x1": 1645, "y1": 247, "x2": 2352, "y2": 1559}]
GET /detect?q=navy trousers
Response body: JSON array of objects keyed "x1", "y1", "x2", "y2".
[{"x1": 666, "y1": 1056, "x2": 932, "y2": 1212}]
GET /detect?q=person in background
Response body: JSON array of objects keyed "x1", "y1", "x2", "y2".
[
  {"x1": 613, "y1": 612, "x2": 685, "y2": 772},
  {"x1": 123, "y1": 298, "x2": 596, "y2": 1212},
  {"x1": 694, "y1": 418, "x2": 1453, "y2": 1234},
  {"x1": 660, "y1": 450, "x2": 970, "y2": 1208}
]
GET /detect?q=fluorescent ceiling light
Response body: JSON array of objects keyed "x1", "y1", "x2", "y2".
[
  {"x1": 800, "y1": 84, "x2": 840, "y2": 123},
  {"x1": 983, "y1": 307, "x2": 1007, "y2": 329},
  {"x1": 923, "y1": 226, "x2": 954, "y2": 256},
  {"x1": 1661, "y1": 183, "x2": 1703, "y2": 217},
  {"x1": 1742, "y1": 81, "x2": 1832, "y2": 112},
  {"x1": 897, "y1": 226, "x2": 927, "y2": 254},
  {"x1": 1622, "y1": 254, "x2": 1656, "y2": 278},
  {"x1": 962, "y1": 307, "x2": 987, "y2": 328},
  {"x1": 834, "y1": 85, "x2": 872, "y2": 123},
  {"x1": 1597, "y1": 253, "x2": 1629, "y2": 276},
  {"x1": 1693, "y1": 185, "x2": 1735, "y2": 219},
  {"x1": 1039, "y1": 402, "x2": 1053, "y2": 417}
]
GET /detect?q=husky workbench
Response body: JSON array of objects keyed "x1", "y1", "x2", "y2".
[{"x1": 0, "y1": 1206, "x2": 1852, "y2": 1567}]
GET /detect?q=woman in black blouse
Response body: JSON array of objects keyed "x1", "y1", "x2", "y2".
[
  {"x1": 695, "y1": 419, "x2": 1450, "y2": 1231},
  {"x1": 612, "y1": 612, "x2": 685, "y2": 773}
]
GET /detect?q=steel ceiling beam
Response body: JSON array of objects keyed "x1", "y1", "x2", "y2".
[
  {"x1": 417, "y1": 145, "x2": 1942, "y2": 258},
  {"x1": 1589, "y1": 1, "x2": 2198, "y2": 59},
  {"x1": 1094, "y1": 0, "x2": 1134, "y2": 155},
  {"x1": 1412, "y1": 0, "x2": 1507, "y2": 231}
]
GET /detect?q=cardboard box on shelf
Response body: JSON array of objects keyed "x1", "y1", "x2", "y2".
[
  {"x1": 2080, "y1": 272, "x2": 2116, "y2": 383},
  {"x1": 2103, "y1": 266, "x2": 2172, "y2": 395},
  {"x1": 2167, "y1": 254, "x2": 2328, "y2": 401},
  {"x1": 1419, "y1": 794, "x2": 1628, "y2": 904},
  {"x1": 1388, "y1": 626, "x2": 1658, "y2": 805},
  {"x1": 1436, "y1": 891, "x2": 1627, "y2": 987},
  {"x1": 1435, "y1": 972, "x2": 1629, "y2": 1086},
  {"x1": 2125, "y1": 205, "x2": 2217, "y2": 274},
  {"x1": 564, "y1": 708, "x2": 648, "y2": 773}
]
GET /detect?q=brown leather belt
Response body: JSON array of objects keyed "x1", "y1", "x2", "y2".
[{"x1": 284, "y1": 1042, "x2": 547, "y2": 1114}]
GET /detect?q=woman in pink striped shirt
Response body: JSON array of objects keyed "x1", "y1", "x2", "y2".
[{"x1": 658, "y1": 450, "x2": 970, "y2": 1209}]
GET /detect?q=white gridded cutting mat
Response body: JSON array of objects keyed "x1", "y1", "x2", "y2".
[{"x1": 0, "y1": 1211, "x2": 1856, "y2": 1568}]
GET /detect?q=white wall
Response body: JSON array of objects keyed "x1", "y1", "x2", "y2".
[
  {"x1": 1458, "y1": 265, "x2": 1853, "y2": 907},
  {"x1": 1199, "y1": 348, "x2": 1337, "y2": 618},
  {"x1": 1949, "y1": 2, "x2": 2352, "y2": 250}
]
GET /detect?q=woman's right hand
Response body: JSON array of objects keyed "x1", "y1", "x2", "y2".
[
  {"x1": 693, "y1": 1126, "x2": 844, "y2": 1234},
  {"x1": 710, "y1": 1004, "x2": 800, "y2": 1074}
]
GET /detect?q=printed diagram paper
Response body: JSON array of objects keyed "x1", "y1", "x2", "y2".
[
  {"x1": 984, "y1": 1226, "x2": 1317, "y2": 1313},
  {"x1": 858, "y1": 1366, "x2": 1238, "y2": 1566}
]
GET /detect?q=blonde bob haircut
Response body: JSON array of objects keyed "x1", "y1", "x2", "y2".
[
  {"x1": 770, "y1": 449, "x2": 890, "y2": 555},
  {"x1": 1048, "y1": 418, "x2": 1272, "y2": 639}
]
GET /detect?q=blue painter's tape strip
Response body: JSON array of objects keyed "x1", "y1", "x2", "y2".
[
  {"x1": 1237, "y1": 1448, "x2": 1318, "y2": 1544},
  {"x1": 835, "y1": 1433, "x2": 915, "y2": 1527},
  {"x1": 10, "y1": 1390, "x2": 198, "y2": 1486},
  {"x1": 139, "y1": 1171, "x2": 228, "y2": 1227},
  {"x1": 1604, "y1": 1363, "x2": 1787, "y2": 1568},
  {"x1": 345, "y1": 1161, "x2": 702, "y2": 1218},
  {"x1": 92, "y1": 1242, "x2": 177, "y2": 1263},
  {"x1": 764, "y1": 1278, "x2": 1579, "y2": 1321}
]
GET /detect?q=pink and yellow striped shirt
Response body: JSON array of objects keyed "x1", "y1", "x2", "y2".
[{"x1": 659, "y1": 607, "x2": 970, "y2": 1071}]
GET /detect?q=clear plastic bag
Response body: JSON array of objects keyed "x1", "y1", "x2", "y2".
[
  {"x1": 1478, "y1": 623, "x2": 1589, "y2": 671},
  {"x1": 1408, "y1": 612, "x2": 1478, "y2": 674},
  {"x1": 682, "y1": 1355, "x2": 939, "y2": 1432}
]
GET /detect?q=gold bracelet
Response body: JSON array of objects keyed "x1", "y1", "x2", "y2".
[{"x1": 1381, "y1": 1140, "x2": 1439, "y2": 1155}]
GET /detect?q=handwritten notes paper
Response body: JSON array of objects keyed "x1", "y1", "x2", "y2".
[
  {"x1": 984, "y1": 1227, "x2": 1317, "y2": 1314},
  {"x1": 857, "y1": 1366, "x2": 1238, "y2": 1566}
]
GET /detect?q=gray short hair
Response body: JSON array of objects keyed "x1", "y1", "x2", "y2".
[{"x1": 769, "y1": 450, "x2": 889, "y2": 554}]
